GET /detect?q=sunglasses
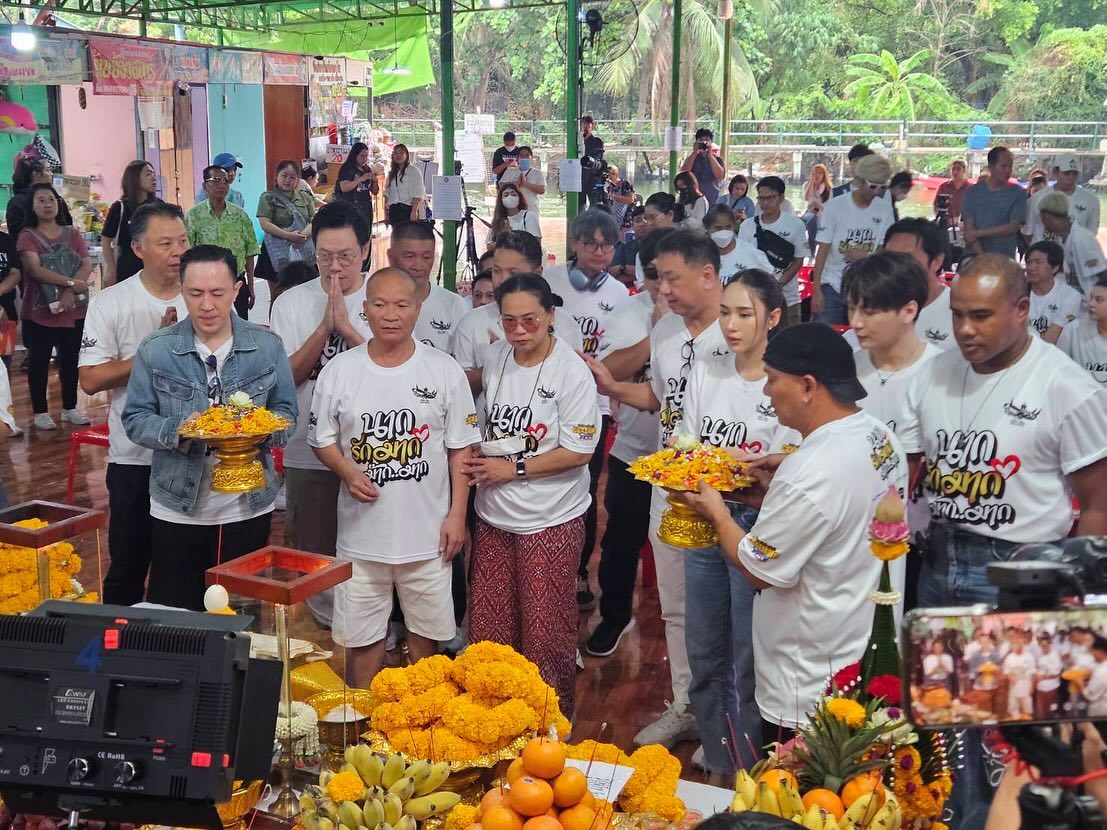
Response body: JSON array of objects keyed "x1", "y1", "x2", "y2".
[
  {"x1": 502, "y1": 314, "x2": 543, "y2": 332},
  {"x1": 864, "y1": 180, "x2": 885, "y2": 191}
]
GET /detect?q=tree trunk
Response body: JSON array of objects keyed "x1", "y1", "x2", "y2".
[{"x1": 683, "y1": 51, "x2": 696, "y2": 127}]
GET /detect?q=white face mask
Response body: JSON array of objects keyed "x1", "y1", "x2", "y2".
[
  {"x1": 502, "y1": 194, "x2": 520, "y2": 209},
  {"x1": 710, "y1": 229, "x2": 734, "y2": 248}
]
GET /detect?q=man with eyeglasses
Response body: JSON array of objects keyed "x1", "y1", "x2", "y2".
[
  {"x1": 738, "y1": 176, "x2": 809, "y2": 327},
  {"x1": 270, "y1": 201, "x2": 374, "y2": 626},
  {"x1": 543, "y1": 209, "x2": 630, "y2": 610},
  {"x1": 195, "y1": 152, "x2": 246, "y2": 209},
  {"x1": 186, "y1": 165, "x2": 259, "y2": 319},
  {"x1": 812, "y1": 153, "x2": 895, "y2": 326},
  {"x1": 584, "y1": 229, "x2": 727, "y2": 749}
]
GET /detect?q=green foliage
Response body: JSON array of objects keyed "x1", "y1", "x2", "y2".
[
  {"x1": 991, "y1": 25, "x2": 1107, "y2": 120},
  {"x1": 843, "y1": 49, "x2": 969, "y2": 120}
]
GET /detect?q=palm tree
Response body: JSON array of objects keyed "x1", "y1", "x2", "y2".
[
  {"x1": 590, "y1": 0, "x2": 760, "y2": 130},
  {"x1": 842, "y1": 49, "x2": 959, "y2": 120}
]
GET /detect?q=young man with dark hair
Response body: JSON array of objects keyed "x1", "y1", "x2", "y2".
[
  {"x1": 1025, "y1": 239, "x2": 1083, "y2": 344},
  {"x1": 387, "y1": 221, "x2": 468, "y2": 352},
  {"x1": 491, "y1": 132, "x2": 519, "y2": 182},
  {"x1": 79, "y1": 201, "x2": 191, "y2": 605},
  {"x1": 584, "y1": 228, "x2": 726, "y2": 748},
  {"x1": 738, "y1": 175, "x2": 809, "y2": 326},
  {"x1": 186, "y1": 165, "x2": 259, "y2": 319},
  {"x1": 882, "y1": 217, "x2": 955, "y2": 349},
  {"x1": 961, "y1": 146, "x2": 1027, "y2": 258},
  {"x1": 680, "y1": 127, "x2": 725, "y2": 204},
  {"x1": 1058, "y1": 275, "x2": 1107, "y2": 386},
  {"x1": 269, "y1": 201, "x2": 374, "y2": 625},
  {"x1": 579, "y1": 116, "x2": 605, "y2": 210},
  {"x1": 122, "y1": 244, "x2": 297, "y2": 611}
]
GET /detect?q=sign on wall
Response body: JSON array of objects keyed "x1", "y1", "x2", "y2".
[
  {"x1": 0, "y1": 40, "x2": 84, "y2": 85},
  {"x1": 209, "y1": 50, "x2": 264, "y2": 85},
  {"x1": 88, "y1": 37, "x2": 168, "y2": 95},
  {"x1": 263, "y1": 53, "x2": 308, "y2": 85}
]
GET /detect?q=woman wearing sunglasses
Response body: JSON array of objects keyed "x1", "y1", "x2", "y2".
[{"x1": 462, "y1": 273, "x2": 601, "y2": 718}]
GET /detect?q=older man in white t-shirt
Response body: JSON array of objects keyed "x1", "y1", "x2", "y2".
[
  {"x1": 682, "y1": 323, "x2": 908, "y2": 738},
  {"x1": 270, "y1": 202, "x2": 373, "y2": 625},
  {"x1": 309, "y1": 267, "x2": 480, "y2": 685},
  {"x1": 387, "y1": 221, "x2": 468, "y2": 353},
  {"x1": 78, "y1": 203, "x2": 190, "y2": 605}
]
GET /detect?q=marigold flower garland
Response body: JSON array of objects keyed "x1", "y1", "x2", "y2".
[
  {"x1": 564, "y1": 741, "x2": 686, "y2": 821},
  {"x1": 0, "y1": 519, "x2": 97, "y2": 615},
  {"x1": 825, "y1": 697, "x2": 867, "y2": 729},
  {"x1": 627, "y1": 442, "x2": 754, "y2": 492},
  {"x1": 179, "y1": 399, "x2": 291, "y2": 438}
]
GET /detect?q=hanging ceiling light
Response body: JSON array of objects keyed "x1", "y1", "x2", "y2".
[
  {"x1": 10, "y1": 21, "x2": 36, "y2": 52},
  {"x1": 489, "y1": 0, "x2": 508, "y2": 7},
  {"x1": 380, "y1": 17, "x2": 411, "y2": 76}
]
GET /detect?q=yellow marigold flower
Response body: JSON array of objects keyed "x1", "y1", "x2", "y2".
[
  {"x1": 826, "y1": 697, "x2": 867, "y2": 728},
  {"x1": 444, "y1": 803, "x2": 480, "y2": 830},
  {"x1": 871, "y1": 540, "x2": 910, "y2": 562},
  {"x1": 325, "y1": 770, "x2": 365, "y2": 802},
  {"x1": 371, "y1": 666, "x2": 413, "y2": 702}
]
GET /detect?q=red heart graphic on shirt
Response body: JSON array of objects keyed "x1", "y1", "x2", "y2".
[
  {"x1": 410, "y1": 424, "x2": 430, "y2": 442},
  {"x1": 527, "y1": 423, "x2": 548, "y2": 441},
  {"x1": 740, "y1": 441, "x2": 763, "y2": 454},
  {"x1": 989, "y1": 454, "x2": 1021, "y2": 479}
]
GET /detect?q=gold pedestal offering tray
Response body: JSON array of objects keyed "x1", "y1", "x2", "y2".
[
  {"x1": 627, "y1": 442, "x2": 755, "y2": 548},
  {"x1": 178, "y1": 395, "x2": 292, "y2": 493}
]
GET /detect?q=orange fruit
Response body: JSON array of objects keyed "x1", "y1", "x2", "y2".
[
  {"x1": 544, "y1": 808, "x2": 560, "y2": 819},
  {"x1": 481, "y1": 788, "x2": 512, "y2": 815},
  {"x1": 578, "y1": 791, "x2": 596, "y2": 810},
  {"x1": 558, "y1": 804, "x2": 596, "y2": 830},
  {"x1": 551, "y1": 768, "x2": 589, "y2": 808},
  {"x1": 801, "y1": 789, "x2": 845, "y2": 821},
  {"x1": 522, "y1": 817, "x2": 561, "y2": 830},
  {"x1": 464, "y1": 825, "x2": 483, "y2": 830},
  {"x1": 506, "y1": 758, "x2": 528, "y2": 785},
  {"x1": 508, "y1": 777, "x2": 555, "y2": 817},
  {"x1": 758, "y1": 769, "x2": 799, "y2": 794},
  {"x1": 522, "y1": 737, "x2": 567, "y2": 779},
  {"x1": 840, "y1": 775, "x2": 886, "y2": 809},
  {"x1": 483, "y1": 807, "x2": 524, "y2": 830}
]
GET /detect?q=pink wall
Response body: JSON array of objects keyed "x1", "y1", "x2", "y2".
[{"x1": 58, "y1": 83, "x2": 138, "y2": 204}]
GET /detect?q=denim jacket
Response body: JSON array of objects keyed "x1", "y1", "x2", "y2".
[{"x1": 122, "y1": 314, "x2": 298, "y2": 517}]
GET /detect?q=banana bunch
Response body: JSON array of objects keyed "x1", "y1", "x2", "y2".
[
  {"x1": 301, "y1": 745, "x2": 460, "y2": 830},
  {"x1": 728, "y1": 772, "x2": 900, "y2": 830}
]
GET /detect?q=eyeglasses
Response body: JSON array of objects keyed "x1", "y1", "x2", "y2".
[
  {"x1": 502, "y1": 314, "x2": 543, "y2": 332},
  {"x1": 205, "y1": 177, "x2": 230, "y2": 185},
  {"x1": 472, "y1": 289, "x2": 495, "y2": 302},
  {"x1": 205, "y1": 354, "x2": 223, "y2": 405},
  {"x1": 579, "y1": 240, "x2": 615, "y2": 253},
  {"x1": 679, "y1": 338, "x2": 695, "y2": 379},
  {"x1": 317, "y1": 250, "x2": 361, "y2": 266},
  {"x1": 864, "y1": 180, "x2": 884, "y2": 191}
]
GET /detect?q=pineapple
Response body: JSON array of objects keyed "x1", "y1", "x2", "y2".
[{"x1": 793, "y1": 697, "x2": 892, "y2": 794}]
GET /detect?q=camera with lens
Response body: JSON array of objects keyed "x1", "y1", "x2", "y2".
[
  {"x1": 934, "y1": 191, "x2": 951, "y2": 226},
  {"x1": 697, "y1": 140, "x2": 710, "y2": 152},
  {"x1": 581, "y1": 155, "x2": 609, "y2": 177}
]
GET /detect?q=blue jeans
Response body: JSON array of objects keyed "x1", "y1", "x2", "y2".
[
  {"x1": 684, "y1": 502, "x2": 761, "y2": 774},
  {"x1": 815, "y1": 284, "x2": 847, "y2": 326}
]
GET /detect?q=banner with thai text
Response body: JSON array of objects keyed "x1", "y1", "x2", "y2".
[
  {"x1": 208, "y1": 50, "x2": 263, "y2": 85},
  {"x1": 263, "y1": 53, "x2": 307, "y2": 85},
  {"x1": 163, "y1": 44, "x2": 209, "y2": 84},
  {"x1": 89, "y1": 37, "x2": 169, "y2": 95},
  {"x1": 0, "y1": 39, "x2": 84, "y2": 85}
]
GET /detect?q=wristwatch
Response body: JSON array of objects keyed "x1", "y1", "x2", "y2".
[
  {"x1": 514, "y1": 459, "x2": 528, "y2": 479},
  {"x1": 65, "y1": 279, "x2": 74, "y2": 289}
]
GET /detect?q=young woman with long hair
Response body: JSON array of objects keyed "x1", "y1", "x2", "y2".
[
  {"x1": 384, "y1": 143, "x2": 426, "y2": 226},
  {"x1": 102, "y1": 160, "x2": 160, "y2": 284}
]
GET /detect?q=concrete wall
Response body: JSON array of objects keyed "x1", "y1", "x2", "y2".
[
  {"x1": 206, "y1": 83, "x2": 266, "y2": 234},
  {"x1": 58, "y1": 83, "x2": 137, "y2": 205}
]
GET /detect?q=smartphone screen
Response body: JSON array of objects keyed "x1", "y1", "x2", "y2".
[{"x1": 902, "y1": 605, "x2": 1107, "y2": 729}]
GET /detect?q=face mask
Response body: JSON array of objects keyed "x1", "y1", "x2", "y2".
[
  {"x1": 502, "y1": 194, "x2": 520, "y2": 209},
  {"x1": 710, "y1": 230, "x2": 734, "y2": 248},
  {"x1": 517, "y1": 158, "x2": 532, "y2": 172}
]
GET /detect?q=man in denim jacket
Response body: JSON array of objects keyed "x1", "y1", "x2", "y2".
[{"x1": 123, "y1": 245, "x2": 297, "y2": 610}]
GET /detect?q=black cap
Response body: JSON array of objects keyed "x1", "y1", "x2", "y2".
[{"x1": 763, "y1": 323, "x2": 867, "y2": 402}]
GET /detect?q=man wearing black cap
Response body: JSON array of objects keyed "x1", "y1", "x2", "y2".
[{"x1": 682, "y1": 322, "x2": 908, "y2": 743}]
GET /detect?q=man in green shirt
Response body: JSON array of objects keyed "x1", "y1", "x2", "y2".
[{"x1": 186, "y1": 164, "x2": 260, "y2": 318}]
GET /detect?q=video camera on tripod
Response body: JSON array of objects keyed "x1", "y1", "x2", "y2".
[
  {"x1": 580, "y1": 155, "x2": 610, "y2": 208},
  {"x1": 903, "y1": 535, "x2": 1107, "y2": 830}
]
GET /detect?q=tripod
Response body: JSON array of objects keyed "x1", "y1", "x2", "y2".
[{"x1": 435, "y1": 175, "x2": 491, "y2": 285}]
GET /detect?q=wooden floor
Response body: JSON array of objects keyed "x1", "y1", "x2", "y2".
[{"x1": 2, "y1": 357, "x2": 704, "y2": 779}]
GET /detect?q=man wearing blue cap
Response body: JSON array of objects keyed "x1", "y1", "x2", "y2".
[
  {"x1": 196, "y1": 152, "x2": 245, "y2": 209},
  {"x1": 681, "y1": 322, "x2": 909, "y2": 745}
]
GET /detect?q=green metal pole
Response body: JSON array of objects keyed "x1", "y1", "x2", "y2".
[
  {"x1": 668, "y1": 0, "x2": 682, "y2": 193},
  {"x1": 565, "y1": 0, "x2": 580, "y2": 251},
  {"x1": 440, "y1": 0, "x2": 458, "y2": 290},
  {"x1": 719, "y1": 15, "x2": 731, "y2": 173}
]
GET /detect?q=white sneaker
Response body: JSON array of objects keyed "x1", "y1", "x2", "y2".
[
  {"x1": 691, "y1": 746, "x2": 706, "y2": 771},
  {"x1": 10, "y1": 423, "x2": 22, "y2": 437},
  {"x1": 61, "y1": 408, "x2": 91, "y2": 425},
  {"x1": 34, "y1": 413, "x2": 57, "y2": 431},
  {"x1": 633, "y1": 702, "x2": 699, "y2": 748}
]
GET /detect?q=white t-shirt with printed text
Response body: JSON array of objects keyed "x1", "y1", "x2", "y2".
[
  {"x1": 815, "y1": 192, "x2": 895, "y2": 292},
  {"x1": 78, "y1": 273, "x2": 189, "y2": 465},
  {"x1": 1058, "y1": 318, "x2": 1107, "y2": 385},
  {"x1": 602, "y1": 291, "x2": 659, "y2": 465},
  {"x1": 308, "y1": 341, "x2": 480, "y2": 563},
  {"x1": 915, "y1": 287, "x2": 956, "y2": 351},
  {"x1": 270, "y1": 277, "x2": 372, "y2": 470},
  {"x1": 1059, "y1": 224, "x2": 1107, "y2": 296},
  {"x1": 738, "y1": 410, "x2": 909, "y2": 727},
  {"x1": 899, "y1": 336, "x2": 1107, "y2": 542},
  {"x1": 477, "y1": 338, "x2": 601, "y2": 534},
  {"x1": 737, "y1": 211, "x2": 811, "y2": 307},
  {"x1": 1029, "y1": 279, "x2": 1084, "y2": 338},
  {"x1": 415, "y1": 284, "x2": 470, "y2": 353},
  {"x1": 1024, "y1": 185, "x2": 1101, "y2": 242}
]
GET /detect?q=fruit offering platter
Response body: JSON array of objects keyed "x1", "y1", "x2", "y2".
[
  {"x1": 299, "y1": 748, "x2": 462, "y2": 830},
  {"x1": 627, "y1": 436, "x2": 755, "y2": 493},
  {"x1": 365, "y1": 644, "x2": 571, "y2": 767}
]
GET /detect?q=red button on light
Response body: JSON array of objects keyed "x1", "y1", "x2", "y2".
[
  {"x1": 191, "y1": 752, "x2": 211, "y2": 768},
  {"x1": 223, "y1": 754, "x2": 230, "y2": 768},
  {"x1": 103, "y1": 629, "x2": 120, "y2": 650}
]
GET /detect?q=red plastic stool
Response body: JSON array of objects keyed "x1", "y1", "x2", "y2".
[{"x1": 65, "y1": 423, "x2": 110, "y2": 503}]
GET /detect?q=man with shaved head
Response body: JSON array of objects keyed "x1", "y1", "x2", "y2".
[
  {"x1": 308, "y1": 265, "x2": 480, "y2": 685},
  {"x1": 898, "y1": 253, "x2": 1107, "y2": 608}
]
